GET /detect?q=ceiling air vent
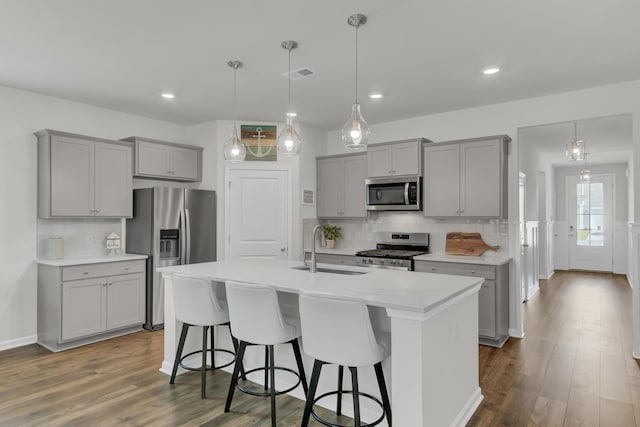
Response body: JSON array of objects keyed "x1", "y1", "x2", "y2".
[{"x1": 283, "y1": 67, "x2": 315, "y2": 80}]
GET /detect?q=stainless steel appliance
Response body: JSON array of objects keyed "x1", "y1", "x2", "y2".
[
  {"x1": 365, "y1": 176, "x2": 422, "y2": 211},
  {"x1": 126, "y1": 187, "x2": 216, "y2": 330},
  {"x1": 355, "y1": 232, "x2": 429, "y2": 270}
]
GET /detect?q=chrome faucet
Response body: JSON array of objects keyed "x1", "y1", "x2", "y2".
[{"x1": 310, "y1": 225, "x2": 323, "y2": 273}]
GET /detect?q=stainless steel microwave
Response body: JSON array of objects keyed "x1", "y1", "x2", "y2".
[{"x1": 365, "y1": 176, "x2": 422, "y2": 211}]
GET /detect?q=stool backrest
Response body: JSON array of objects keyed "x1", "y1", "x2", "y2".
[
  {"x1": 225, "y1": 280, "x2": 295, "y2": 345},
  {"x1": 299, "y1": 293, "x2": 384, "y2": 367},
  {"x1": 172, "y1": 274, "x2": 229, "y2": 326}
]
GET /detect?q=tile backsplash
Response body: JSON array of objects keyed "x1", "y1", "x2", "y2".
[
  {"x1": 37, "y1": 218, "x2": 123, "y2": 259},
  {"x1": 309, "y1": 212, "x2": 509, "y2": 255}
]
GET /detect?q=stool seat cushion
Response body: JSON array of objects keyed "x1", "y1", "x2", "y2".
[
  {"x1": 299, "y1": 292, "x2": 388, "y2": 367},
  {"x1": 226, "y1": 281, "x2": 299, "y2": 345},
  {"x1": 172, "y1": 274, "x2": 230, "y2": 326}
]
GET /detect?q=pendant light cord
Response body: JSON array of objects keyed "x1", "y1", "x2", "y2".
[
  {"x1": 355, "y1": 25, "x2": 359, "y2": 104},
  {"x1": 233, "y1": 66, "x2": 238, "y2": 131},
  {"x1": 288, "y1": 48, "x2": 292, "y2": 116}
]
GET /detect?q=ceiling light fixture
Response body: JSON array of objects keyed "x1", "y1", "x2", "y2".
[
  {"x1": 342, "y1": 13, "x2": 370, "y2": 149},
  {"x1": 223, "y1": 60, "x2": 246, "y2": 162},
  {"x1": 161, "y1": 92, "x2": 175, "y2": 99},
  {"x1": 369, "y1": 92, "x2": 383, "y2": 99},
  {"x1": 482, "y1": 66, "x2": 500, "y2": 75},
  {"x1": 565, "y1": 121, "x2": 585, "y2": 161},
  {"x1": 277, "y1": 40, "x2": 302, "y2": 156},
  {"x1": 580, "y1": 152, "x2": 591, "y2": 183}
]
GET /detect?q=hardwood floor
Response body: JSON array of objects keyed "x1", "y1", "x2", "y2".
[{"x1": 1, "y1": 270, "x2": 638, "y2": 426}]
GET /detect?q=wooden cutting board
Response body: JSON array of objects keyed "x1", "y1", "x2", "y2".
[{"x1": 445, "y1": 232, "x2": 499, "y2": 256}]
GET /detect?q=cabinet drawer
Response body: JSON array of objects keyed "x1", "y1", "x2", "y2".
[
  {"x1": 415, "y1": 261, "x2": 495, "y2": 280},
  {"x1": 63, "y1": 260, "x2": 145, "y2": 281}
]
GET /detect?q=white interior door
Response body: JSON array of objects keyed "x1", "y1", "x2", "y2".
[
  {"x1": 227, "y1": 169, "x2": 289, "y2": 260},
  {"x1": 567, "y1": 174, "x2": 614, "y2": 271},
  {"x1": 519, "y1": 173, "x2": 529, "y2": 302}
]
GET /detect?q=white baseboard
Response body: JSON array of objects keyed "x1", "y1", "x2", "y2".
[
  {"x1": 0, "y1": 334, "x2": 37, "y2": 351},
  {"x1": 627, "y1": 273, "x2": 634, "y2": 289},
  {"x1": 509, "y1": 328, "x2": 525, "y2": 339},
  {"x1": 450, "y1": 387, "x2": 483, "y2": 427},
  {"x1": 539, "y1": 270, "x2": 555, "y2": 280},
  {"x1": 527, "y1": 284, "x2": 540, "y2": 300}
]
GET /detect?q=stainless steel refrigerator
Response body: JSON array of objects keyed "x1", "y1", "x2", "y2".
[{"x1": 126, "y1": 187, "x2": 216, "y2": 330}]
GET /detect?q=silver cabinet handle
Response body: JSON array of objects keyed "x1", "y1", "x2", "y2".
[
  {"x1": 83, "y1": 271, "x2": 89, "y2": 275},
  {"x1": 280, "y1": 248, "x2": 286, "y2": 252},
  {"x1": 471, "y1": 270, "x2": 476, "y2": 274},
  {"x1": 431, "y1": 267, "x2": 437, "y2": 271},
  {"x1": 124, "y1": 266, "x2": 130, "y2": 270}
]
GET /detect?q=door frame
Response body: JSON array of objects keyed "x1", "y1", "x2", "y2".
[{"x1": 223, "y1": 163, "x2": 293, "y2": 261}]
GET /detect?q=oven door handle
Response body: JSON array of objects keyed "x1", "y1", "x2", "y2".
[{"x1": 404, "y1": 182, "x2": 410, "y2": 205}]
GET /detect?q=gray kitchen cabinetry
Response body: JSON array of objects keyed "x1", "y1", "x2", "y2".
[
  {"x1": 367, "y1": 138, "x2": 427, "y2": 177},
  {"x1": 303, "y1": 252, "x2": 358, "y2": 266},
  {"x1": 37, "y1": 260, "x2": 145, "y2": 352},
  {"x1": 36, "y1": 129, "x2": 133, "y2": 218},
  {"x1": 414, "y1": 259, "x2": 510, "y2": 347},
  {"x1": 122, "y1": 136, "x2": 203, "y2": 182},
  {"x1": 423, "y1": 135, "x2": 510, "y2": 218},
  {"x1": 317, "y1": 153, "x2": 367, "y2": 218}
]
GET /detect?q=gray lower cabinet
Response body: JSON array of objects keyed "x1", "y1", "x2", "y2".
[
  {"x1": 414, "y1": 259, "x2": 510, "y2": 347},
  {"x1": 38, "y1": 260, "x2": 145, "y2": 352},
  {"x1": 35, "y1": 129, "x2": 133, "y2": 218},
  {"x1": 317, "y1": 153, "x2": 367, "y2": 218},
  {"x1": 303, "y1": 252, "x2": 358, "y2": 266},
  {"x1": 121, "y1": 136, "x2": 203, "y2": 182}
]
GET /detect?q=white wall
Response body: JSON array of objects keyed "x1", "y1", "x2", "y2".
[
  {"x1": 0, "y1": 85, "x2": 187, "y2": 349},
  {"x1": 328, "y1": 80, "x2": 640, "y2": 338}
]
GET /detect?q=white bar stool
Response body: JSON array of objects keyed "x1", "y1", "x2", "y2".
[
  {"x1": 299, "y1": 292, "x2": 392, "y2": 427},
  {"x1": 169, "y1": 274, "x2": 240, "y2": 399},
  {"x1": 224, "y1": 280, "x2": 308, "y2": 427}
]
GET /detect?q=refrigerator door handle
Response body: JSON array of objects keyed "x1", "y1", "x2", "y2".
[
  {"x1": 185, "y1": 208, "x2": 191, "y2": 264},
  {"x1": 179, "y1": 209, "x2": 187, "y2": 265}
]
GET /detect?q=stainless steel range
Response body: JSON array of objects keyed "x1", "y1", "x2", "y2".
[{"x1": 355, "y1": 232, "x2": 429, "y2": 270}]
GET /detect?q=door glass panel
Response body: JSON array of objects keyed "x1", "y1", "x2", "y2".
[{"x1": 576, "y1": 182, "x2": 604, "y2": 247}]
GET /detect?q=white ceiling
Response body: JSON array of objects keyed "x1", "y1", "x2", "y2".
[{"x1": 1, "y1": 0, "x2": 639, "y2": 134}]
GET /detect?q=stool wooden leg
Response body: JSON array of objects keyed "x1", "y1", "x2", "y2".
[
  {"x1": 301, "y1": 359, "x2": 324, "y2": 427},
  {"x1": 170, "y1": 323, "x2": 189, "y2": 384},
  {"x1": 374, "y1": 362, "x2": 392, "y2": 426},
  {"x1": 268, "y1": 344, "x2": 277, "y2": 427},
  {"x1": 201, "y1": 326, "x2": 208, "y2": 398},
  {"x1": 337, "y1": 365, "x2": 344, "y2": 416},
  {"x1": 290, "y1": 338, "x2": 308, "y2": 396},
  {"x1": 225, "y1": 340, "x2": 247, "y2": 412},
  {"x1": 349, "y1": 367, "x2": 361, "y2": 427}
]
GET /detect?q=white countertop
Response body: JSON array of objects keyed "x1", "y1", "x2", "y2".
[
  {"x1": 158, "y1": 259, "x2": 482, "y2": 314},
  {"x1": 414, "y1": 253, "x2": 512, "y2": 266},
  {"x1": 34, "y1": 253, "x2": 148, "y2": 267}
]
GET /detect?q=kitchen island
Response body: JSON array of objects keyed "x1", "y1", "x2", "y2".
[{"x1": 159, "y1": 259, "x2": 483, "y2": 427}]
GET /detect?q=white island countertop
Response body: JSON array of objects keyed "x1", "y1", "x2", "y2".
[
  {"x1": 34, "y1": 253, "x2": 148, "y2": 267},
  {"x1": 158, "y1": 259, "x2": 482, "y2": 314}
]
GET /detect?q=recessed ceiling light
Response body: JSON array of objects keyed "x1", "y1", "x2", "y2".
[
  {"x1": 161, "y1": 92, "x2": 175, "y2": 99},
  {"x1": 482, "y1": 66, "x2": 500, "y2": 75},
  {"x1": 286, "y1": 111, "x2": 297, "y2": 117},
  {"x1": 369, "y1": 92, "x2": 383, "y2": 99}
]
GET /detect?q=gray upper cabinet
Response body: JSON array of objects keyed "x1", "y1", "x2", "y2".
[
  {"x1": 367, "y1": 138, "x2": 427, "y2": 177},
  {"x1": 36, "y1": 129, "x2": 133, "y2": 218},
  {"x1": 122, "y1": 136, "x2": 202, "y2": 182},
  {"x1": 423, "y1": 135, "x2": 510, "y2": 218},
  {"x1": 317, "y1": 153, "x2": 367, "y2": 218}
]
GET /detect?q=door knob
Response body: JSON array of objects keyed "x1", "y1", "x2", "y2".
[{"x1": 280, "y1": 247, "x2": 286, "y2": 252}]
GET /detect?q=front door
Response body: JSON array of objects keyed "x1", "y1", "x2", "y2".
[
  {"x1": 567, "y1": 174, "x2": 614, "y2": 271},
  {"x1": 227, "y1": 168, "x2": 289, "y2": 260}
]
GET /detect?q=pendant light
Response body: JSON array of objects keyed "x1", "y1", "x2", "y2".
[
  {"x1": 277, "y1": 40, "x2": 302, "y2": 156},
  {"x1": 342, "y1": 13, "x2": 370, "y2": 149},
  {"x1": 580, "y1": 152, "x2": 591, "y2": 183},
  {"x1": 565, "y1": 121, "x2": 585, "y2": 161},
  {"x1": 223, "y1": 60, "x2": 246, "y2": 162}
]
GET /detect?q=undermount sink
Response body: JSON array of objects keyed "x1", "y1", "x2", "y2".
[{"x1": 291, "y1": 265, "x2": 369, "y2": 275}]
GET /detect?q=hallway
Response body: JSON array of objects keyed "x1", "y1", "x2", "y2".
[{"x1": 470, "y1": 270, "x2": 639, "y2": 426}]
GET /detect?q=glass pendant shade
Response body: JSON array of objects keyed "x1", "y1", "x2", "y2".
[
  {"x1": 580, "y1": 169, "x2": 591, "y2": 183},
  {"x1": 565, "y1": 138, "x2": 585, "y2": 161},
  {"x1": 342, "y1": 103, "x2": 370, "y2": 149},
  {"x1": 277, "y1": 117, "x2": 302, "y2": 156},
  {"x1": 223, "y1": 125, "x2": 246, "y2": 162}
]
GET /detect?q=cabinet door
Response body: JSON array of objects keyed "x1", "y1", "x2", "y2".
[
  {"x1": 392, "y1": 141, "x2": 420, "y2": 176},
  {"x1": 94, "y1": 142, "x2": 133, "y2": 217},
  {"x1": 478, "y1": 280, "x2": 497, "y2": 338},
  {"x1": 460, "y1": 139, "x2": 501, "y2": 217},
  {"x1": 106, "y1": 273, "x2": 145, "y2": 330},
  {"x1": 317, "y1": 158, "x2": 344, "y2": 218},
  {"x1": 62, "y1": 278, "x2": 107, "y2": 341},
  {"x1": 50, "y1": 136, "x2": 93, "y2": 216},
  {"x1": 169, "y1": 146, "x2": 199, "y2": 180},
  {"x1": 367, "y1": 145, "x2": 393, "y2": 177},
  {"x1": 423, "y1": 144, "x2": 460, "y2": 217},
  {"x1": 342, "y1": 155, "x2": 367, "y2": 217},
  {"x1": 137, "y1": 141, "x2": 169, "y2": 176}
]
